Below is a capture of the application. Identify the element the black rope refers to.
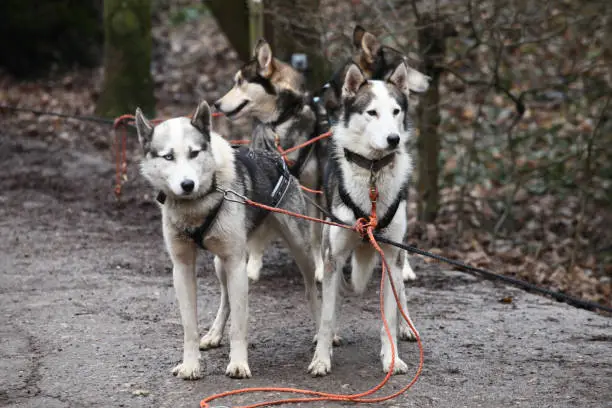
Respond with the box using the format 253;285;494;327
301;194;612;314
374;236;612;314
0;105;115;125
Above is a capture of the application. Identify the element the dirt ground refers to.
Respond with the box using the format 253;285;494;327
1;132;611;408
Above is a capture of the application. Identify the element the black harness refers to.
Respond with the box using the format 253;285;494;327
156;147;291;251
335;149;405;233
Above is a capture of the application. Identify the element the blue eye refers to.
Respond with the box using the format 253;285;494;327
162;153;174;161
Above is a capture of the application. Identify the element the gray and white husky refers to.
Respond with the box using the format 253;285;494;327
135;101;320;380
214;39;326;283
309;62;419;377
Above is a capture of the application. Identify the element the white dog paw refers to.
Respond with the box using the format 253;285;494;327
172;360;202;380
225;360;252;379
399;322;419;342
200;332;223;350
308;353;332;377
402;259;417;281
246;259;262;282
381;356;409;375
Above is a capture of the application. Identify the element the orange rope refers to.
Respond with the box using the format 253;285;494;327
299;185;323;194
199;190;424;408
278;131;332;156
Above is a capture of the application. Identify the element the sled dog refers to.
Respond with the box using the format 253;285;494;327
215;39;327;282
317;25;431;282
135;101;320;380
309;62;419;377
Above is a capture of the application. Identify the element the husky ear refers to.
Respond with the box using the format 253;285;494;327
387;62;411;95
191;100;212;141
353;25;367;48
254;38;273;78
135;107;154;151
360;32;381;64
342;63;366;98
405;63;431;93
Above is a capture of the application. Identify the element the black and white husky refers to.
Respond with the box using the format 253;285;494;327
214;39;326;283
318;25;431;282
135;101;320;380
309;62;419;376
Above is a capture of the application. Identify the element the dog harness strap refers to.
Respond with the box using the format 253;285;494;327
234;147;292;229
337;177;405;233
343;149;396;172
270;157;291;208
185;199;224;250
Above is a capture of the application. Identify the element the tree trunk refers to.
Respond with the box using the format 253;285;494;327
416;13;456;222
207;0;251;63
264;0;330;90
96;0;154;118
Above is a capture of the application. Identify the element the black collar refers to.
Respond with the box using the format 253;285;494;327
269;107;297;129
344;149;395;172
269;92;305;130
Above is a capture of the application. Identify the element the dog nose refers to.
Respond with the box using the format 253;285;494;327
181;180;195;193
387;134;400;148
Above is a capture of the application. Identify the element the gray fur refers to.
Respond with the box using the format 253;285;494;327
215;39;326;282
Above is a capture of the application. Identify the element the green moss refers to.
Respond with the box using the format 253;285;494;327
96;0;155;118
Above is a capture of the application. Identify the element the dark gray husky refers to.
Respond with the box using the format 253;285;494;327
215;39;327;282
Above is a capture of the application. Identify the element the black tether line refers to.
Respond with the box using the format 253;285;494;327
301;194;611;314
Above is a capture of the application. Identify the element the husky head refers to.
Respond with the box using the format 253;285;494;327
214;38;305;123
333;62;413;156
320;25;430;121
135;101;217;199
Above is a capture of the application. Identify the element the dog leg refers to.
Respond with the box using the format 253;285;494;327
167;238;201;380
309;226;354;376
222;252;251;378
246;226;275;282
278;218;321;334
401;255;417;281
200;256;229;349
309;198;325;283
398;277;419;342
380;246;409;375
